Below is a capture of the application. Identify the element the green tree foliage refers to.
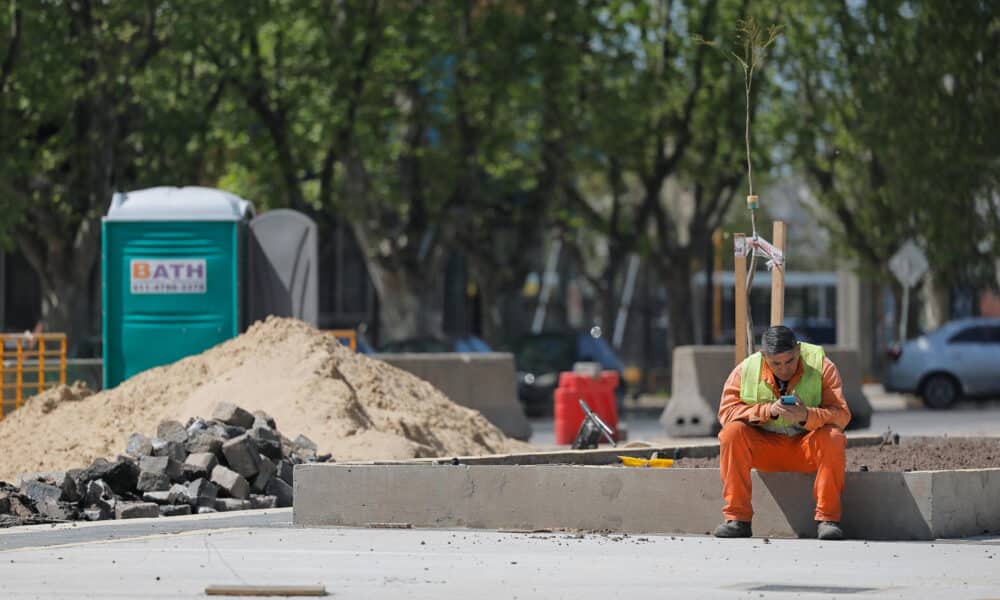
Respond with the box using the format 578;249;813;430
2;0;998;352
778;0;1000;294
557;0;766;347
0;1;220;346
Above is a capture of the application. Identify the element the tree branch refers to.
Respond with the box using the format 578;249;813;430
0;1;21;94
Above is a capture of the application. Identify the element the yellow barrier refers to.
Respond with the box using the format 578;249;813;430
325;330;357;352
0;333;67;420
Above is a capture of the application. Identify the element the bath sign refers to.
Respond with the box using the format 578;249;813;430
130;259;207;294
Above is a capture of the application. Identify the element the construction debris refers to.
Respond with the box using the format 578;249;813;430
0;317;528;483
0;402;328;526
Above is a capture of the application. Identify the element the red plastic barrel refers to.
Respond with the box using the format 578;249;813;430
595;370;620;433
553;371;620;445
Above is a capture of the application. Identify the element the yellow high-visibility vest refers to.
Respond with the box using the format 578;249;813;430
739;342;824;435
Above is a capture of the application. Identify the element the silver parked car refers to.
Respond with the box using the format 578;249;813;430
884;317;1000;409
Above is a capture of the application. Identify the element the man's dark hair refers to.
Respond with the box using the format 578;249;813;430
760;325;798;355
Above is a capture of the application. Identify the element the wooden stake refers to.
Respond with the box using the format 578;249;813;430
734;234;748;365
712;230;723;343
770;221;787;326
205;585;328;597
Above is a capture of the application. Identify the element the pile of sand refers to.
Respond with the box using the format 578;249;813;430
0;317;528;481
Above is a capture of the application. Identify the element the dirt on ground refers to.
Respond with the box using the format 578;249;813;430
673;437;1000;471
0;316;530;482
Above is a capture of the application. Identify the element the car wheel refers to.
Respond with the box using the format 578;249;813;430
921;374;960;410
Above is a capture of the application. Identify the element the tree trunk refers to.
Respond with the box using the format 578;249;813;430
662;252;695;350
365;262;445;341
16;221;101;356
347;214;447;343
921;272;949;332
38;272;93;355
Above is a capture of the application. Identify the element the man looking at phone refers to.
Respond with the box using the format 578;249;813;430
713;325;852;540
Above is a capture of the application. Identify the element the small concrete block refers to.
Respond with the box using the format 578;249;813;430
156;420;188;444
185;430;225;458
222;434;262;479
295;448;318;462
152;439;186;462
116;502;160;519
293;434;318;452
249;426;282;460
83;508;106;521
252;456;277;493
21;480;63;505
277;459;294;485
7;495;34;518
249;494;278;509
125;433;154;457
187;478;219;507
36;499;75;520
211;402;255;429
213;498;251;512
185;417;209;435
85;479;116;507
142;491;172;504
182;452;219;480
196;506;218;514
252;410;276;430
64;468;86;502
137;470;171;492
84;458;138;496
167;483;192;506
159;504;192;517
211;465;250;500
140;455;183;482
265;477;293;508
219;424;247;439
17;470;63;488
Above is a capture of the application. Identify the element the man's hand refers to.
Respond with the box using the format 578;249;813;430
770;397;808;424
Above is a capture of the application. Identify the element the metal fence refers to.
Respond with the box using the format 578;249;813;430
0;333;67;419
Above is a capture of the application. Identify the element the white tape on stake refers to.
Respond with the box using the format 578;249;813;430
734;235;747;256
736;237;785;269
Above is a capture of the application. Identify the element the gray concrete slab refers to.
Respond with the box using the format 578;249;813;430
377;352;532;440
661;346;872;437
0;523;998;599
294;464;1000;540
0;508;292;551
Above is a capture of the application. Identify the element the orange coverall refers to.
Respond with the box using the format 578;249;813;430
717;356;852;522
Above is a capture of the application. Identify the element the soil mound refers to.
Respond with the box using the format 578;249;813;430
0;317;527;481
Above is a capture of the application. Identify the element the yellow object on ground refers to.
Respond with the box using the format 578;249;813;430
618;456;674;468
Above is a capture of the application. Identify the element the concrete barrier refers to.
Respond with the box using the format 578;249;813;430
661;345;873;437
293;463;1000;540
376;352;531;440
360;433;882;466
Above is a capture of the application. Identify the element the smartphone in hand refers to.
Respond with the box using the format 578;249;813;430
780;395;797;406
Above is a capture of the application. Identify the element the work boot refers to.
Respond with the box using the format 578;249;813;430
713;520;752;538
817;521;845;540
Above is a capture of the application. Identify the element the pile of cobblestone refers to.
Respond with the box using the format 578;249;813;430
0;401;328;525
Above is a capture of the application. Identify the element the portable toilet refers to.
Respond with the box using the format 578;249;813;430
102;187;254;388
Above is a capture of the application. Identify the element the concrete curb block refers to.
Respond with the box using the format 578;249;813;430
377;352;531;440
293;463;1000;540
336;433;884;467
661;346;873;437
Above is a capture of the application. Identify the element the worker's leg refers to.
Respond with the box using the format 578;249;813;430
718;421;796;521
799;425;847;522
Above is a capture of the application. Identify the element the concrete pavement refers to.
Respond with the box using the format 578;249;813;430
0;511;998;599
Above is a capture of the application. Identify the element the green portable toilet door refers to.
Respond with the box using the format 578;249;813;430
103;222;241;387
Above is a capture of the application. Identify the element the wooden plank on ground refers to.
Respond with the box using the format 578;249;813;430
205;585;327;597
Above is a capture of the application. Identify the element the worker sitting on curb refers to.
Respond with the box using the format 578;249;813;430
713;325;851;541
